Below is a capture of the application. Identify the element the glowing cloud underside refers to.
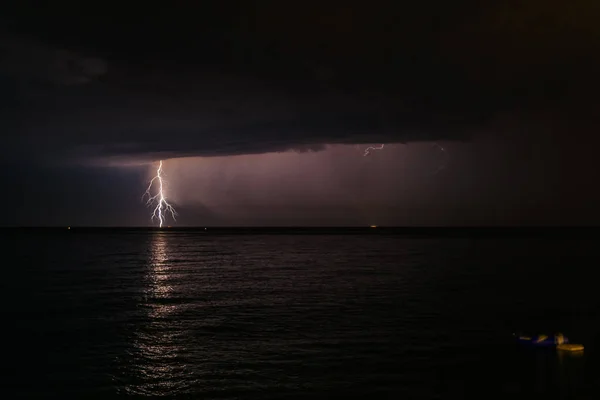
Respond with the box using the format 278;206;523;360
143;160;177;227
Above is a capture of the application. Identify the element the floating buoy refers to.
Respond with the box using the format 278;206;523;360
557;344;584;352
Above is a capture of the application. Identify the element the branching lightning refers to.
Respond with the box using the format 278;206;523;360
363;144;385;156
360;141;449;175
142;160;177;227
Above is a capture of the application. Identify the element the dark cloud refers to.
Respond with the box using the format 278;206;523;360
0;35;107;86
1;1;599;165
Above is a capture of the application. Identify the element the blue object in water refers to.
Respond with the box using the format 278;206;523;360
514;333;569;347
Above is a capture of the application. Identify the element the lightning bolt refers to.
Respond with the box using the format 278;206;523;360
142;160;177;227
363;144;385;156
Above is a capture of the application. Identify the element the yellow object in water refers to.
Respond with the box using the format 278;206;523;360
557;344;584;352
535;334;548;343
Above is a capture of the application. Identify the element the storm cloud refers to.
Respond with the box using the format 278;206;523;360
1;1;598;165
0;35;476;165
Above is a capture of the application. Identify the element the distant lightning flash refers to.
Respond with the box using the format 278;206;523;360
142;160;177;227
363;144;385;156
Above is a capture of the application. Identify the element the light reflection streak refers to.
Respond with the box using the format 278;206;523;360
122;232;192;396
148;232;173;303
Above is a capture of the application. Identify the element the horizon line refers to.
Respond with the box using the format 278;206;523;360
3;226;600;230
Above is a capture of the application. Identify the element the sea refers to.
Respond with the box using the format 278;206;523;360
3;228;599;399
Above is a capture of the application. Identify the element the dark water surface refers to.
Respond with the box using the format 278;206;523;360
3;230;599;398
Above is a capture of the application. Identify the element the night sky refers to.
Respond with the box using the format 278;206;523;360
1;1;599;226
